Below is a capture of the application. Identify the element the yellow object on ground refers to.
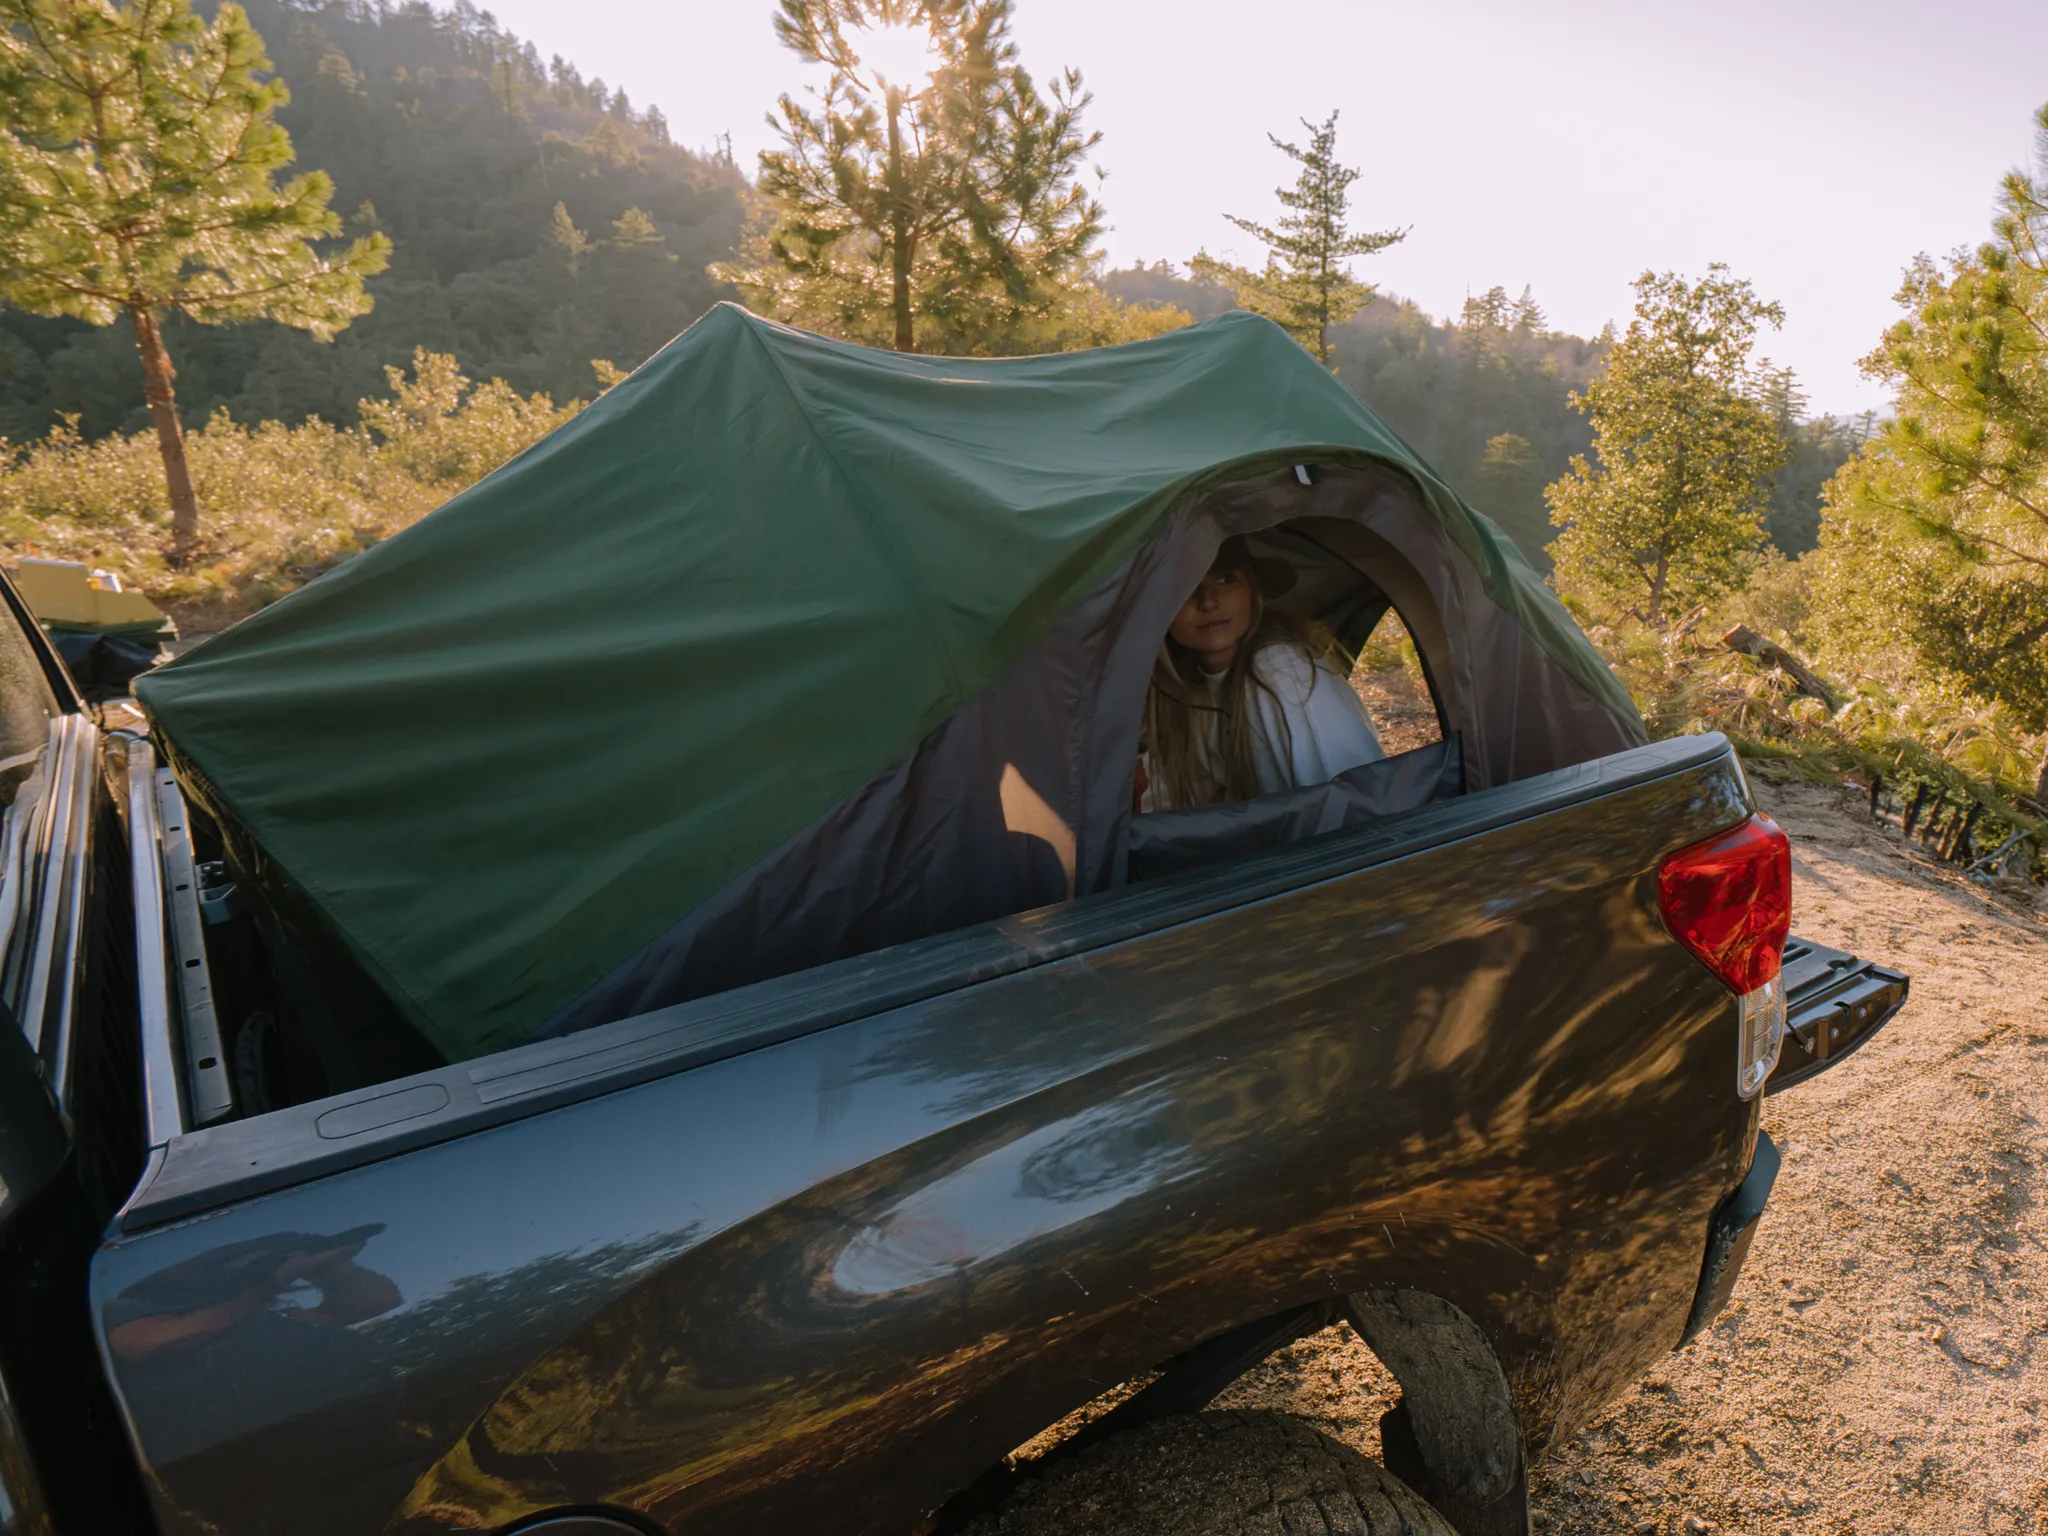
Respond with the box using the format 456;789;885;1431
12;558;174;639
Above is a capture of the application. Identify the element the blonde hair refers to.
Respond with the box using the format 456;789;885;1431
1142;582;1341;810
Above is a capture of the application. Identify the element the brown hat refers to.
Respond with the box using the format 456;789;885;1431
1210;535;1299;599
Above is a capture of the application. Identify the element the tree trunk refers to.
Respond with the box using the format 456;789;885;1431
1644;553;1669;627
128;304;199;558
886;87;914;353
2035;738;2048;807
1723;625;1838;710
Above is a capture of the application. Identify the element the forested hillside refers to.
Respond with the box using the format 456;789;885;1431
0;0;745;441
0;0;1852;571
1337;286;1604;563
2;0;2037;873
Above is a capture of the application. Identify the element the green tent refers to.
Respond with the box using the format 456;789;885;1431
140;304;1641;1071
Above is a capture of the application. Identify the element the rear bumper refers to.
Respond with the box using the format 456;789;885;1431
1767;939;1909;1095
1677;939;1906;1346
1679;1128;1780;1345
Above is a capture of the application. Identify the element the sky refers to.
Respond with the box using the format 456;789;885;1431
478;0;2048;416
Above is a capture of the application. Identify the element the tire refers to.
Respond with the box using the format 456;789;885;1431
960;1410;1459;1536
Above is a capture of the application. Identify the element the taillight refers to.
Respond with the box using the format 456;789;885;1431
1659;814;1793;1099
1658;815;1791;992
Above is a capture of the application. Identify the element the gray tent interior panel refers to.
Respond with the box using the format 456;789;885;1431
1125;734;1464;883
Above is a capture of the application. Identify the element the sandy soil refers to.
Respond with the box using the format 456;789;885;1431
1351;663;1443;757
1204;772;2048;1534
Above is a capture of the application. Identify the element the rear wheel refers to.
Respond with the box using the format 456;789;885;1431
961;1410;1457;1536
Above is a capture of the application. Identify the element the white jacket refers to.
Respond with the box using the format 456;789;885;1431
1141;644;1385;812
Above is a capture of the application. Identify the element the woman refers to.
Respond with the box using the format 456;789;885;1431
1138;536;1384;813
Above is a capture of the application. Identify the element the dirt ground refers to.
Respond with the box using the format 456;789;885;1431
1350;661;1443;757
1203;772;2048;1535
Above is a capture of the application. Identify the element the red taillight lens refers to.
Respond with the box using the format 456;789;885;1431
1657;814;1791;994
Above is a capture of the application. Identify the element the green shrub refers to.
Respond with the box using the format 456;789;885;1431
0;350;585;632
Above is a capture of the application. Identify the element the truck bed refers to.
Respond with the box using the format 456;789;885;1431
88;730;1769;1536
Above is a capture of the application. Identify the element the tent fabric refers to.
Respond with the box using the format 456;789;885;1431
544;463;1645;1040
138;304;1643;1066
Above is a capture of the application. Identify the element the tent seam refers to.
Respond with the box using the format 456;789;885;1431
739;319;973;704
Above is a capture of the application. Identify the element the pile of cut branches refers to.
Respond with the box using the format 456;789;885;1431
1590;610;2044;883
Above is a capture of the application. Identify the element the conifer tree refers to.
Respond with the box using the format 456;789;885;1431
549;202;594;276
1545;266;1790;625
715;0;1108;354
1822;102;2048;797
1473;432;1542;520
0;0;390;555
1191;112;1405;366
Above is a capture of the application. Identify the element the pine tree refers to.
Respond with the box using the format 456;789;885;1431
0;0;390;555
1544;266;1790;625
1190;112;1405;366
609;208;664;248
1822;102;2048;798
1758;366;1857;557
1473;432;1544;545
549;202;594;276
714;0;1109;354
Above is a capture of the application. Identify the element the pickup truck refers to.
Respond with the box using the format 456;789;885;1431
0;311;1910;1536
0;579;1909;1536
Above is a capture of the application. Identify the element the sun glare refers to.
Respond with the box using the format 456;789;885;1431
855;23;936;88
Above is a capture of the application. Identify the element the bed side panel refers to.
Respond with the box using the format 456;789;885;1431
90;751;1752;1536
